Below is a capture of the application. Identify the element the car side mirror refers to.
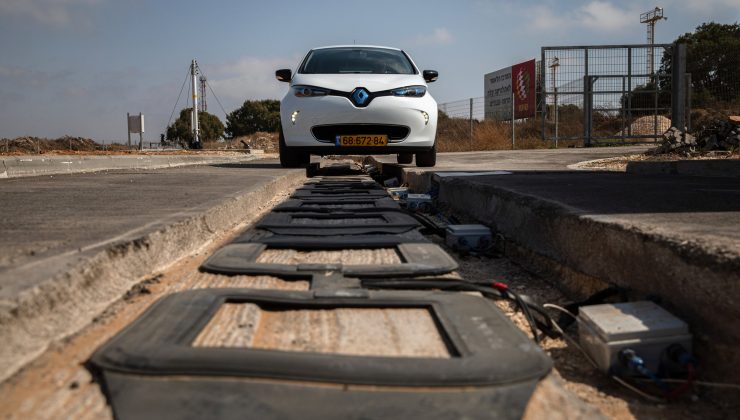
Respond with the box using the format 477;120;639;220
423;70;438;83
275;69;292;82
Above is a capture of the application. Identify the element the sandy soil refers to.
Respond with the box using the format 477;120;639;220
578;151;739;172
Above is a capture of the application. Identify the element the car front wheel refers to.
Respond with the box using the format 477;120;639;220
396;153;413;164
415;144;436;167
279;130;310;168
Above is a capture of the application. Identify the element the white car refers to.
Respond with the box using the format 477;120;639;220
275;45;438;168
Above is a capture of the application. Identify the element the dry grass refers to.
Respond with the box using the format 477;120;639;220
436;117;579;152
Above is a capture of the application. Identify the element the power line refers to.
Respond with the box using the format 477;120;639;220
166;67;192;129
193;63;230;119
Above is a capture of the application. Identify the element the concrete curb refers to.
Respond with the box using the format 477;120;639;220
0;154;262;179
626;159;740;177
0;170;306;383
374;157;740;381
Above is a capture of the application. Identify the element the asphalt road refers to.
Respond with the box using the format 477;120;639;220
373;146;651;171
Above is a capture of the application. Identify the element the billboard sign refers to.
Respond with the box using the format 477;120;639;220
128;114;145;134
483;58;536;120
484;67;512;120
512;59;536;119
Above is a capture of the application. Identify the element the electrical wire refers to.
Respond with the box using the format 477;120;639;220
635;377;740;391
166;67;192;130
361;278;557;343
194;63;230;119
611;375;667;403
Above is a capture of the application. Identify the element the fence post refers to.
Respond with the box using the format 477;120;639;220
671;43;687;134
469;97;474;146
583;76;591;147
541;47;546;140
554;87;559;148
127;112;132;149
511;92;516;150
686;73;692;132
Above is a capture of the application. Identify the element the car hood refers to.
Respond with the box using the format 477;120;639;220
290;73;426;93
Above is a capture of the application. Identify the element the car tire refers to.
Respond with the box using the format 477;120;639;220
396;153;413;164
415;143;436;167
279;129;309;168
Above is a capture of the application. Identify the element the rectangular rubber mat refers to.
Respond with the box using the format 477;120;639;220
253;211;419;236
200;242;458;278
89;289;551;420
273;197;401;213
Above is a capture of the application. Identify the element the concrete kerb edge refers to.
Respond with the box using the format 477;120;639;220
0;169;306;384
0;154;259;178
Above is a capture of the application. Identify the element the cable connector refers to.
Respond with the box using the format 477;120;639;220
665;343;696;367
491;281;508;292
618;348;669;392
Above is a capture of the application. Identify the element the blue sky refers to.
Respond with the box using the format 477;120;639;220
1;0;738;142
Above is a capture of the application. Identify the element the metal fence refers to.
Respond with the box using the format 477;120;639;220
438;97;485;120
541;44;675;146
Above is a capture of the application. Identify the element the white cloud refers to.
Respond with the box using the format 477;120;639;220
0;65;70;88
407;27;454;46
672;0;740;12
0;0;101;26
528;1;635;32
579;1;633;30
204;56;298;108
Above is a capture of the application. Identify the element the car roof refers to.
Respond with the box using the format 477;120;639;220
311;45;403;51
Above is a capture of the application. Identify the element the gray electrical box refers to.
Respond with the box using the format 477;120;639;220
578;301;691;373
445;224;492;251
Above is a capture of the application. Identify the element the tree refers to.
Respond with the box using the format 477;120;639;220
660;22;740;107
225;99;281;137
166;108;224;148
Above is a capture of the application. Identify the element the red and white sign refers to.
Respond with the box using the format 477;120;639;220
484;59;536;120
511;59;536;119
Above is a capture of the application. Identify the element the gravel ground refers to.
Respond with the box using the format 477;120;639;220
578;151;739;172
428;232;739;419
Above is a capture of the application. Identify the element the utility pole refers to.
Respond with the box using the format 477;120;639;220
191;59;200;148
640;7;667;75
469;97;474;146
199;76;207;113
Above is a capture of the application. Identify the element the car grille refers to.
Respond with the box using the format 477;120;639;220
311;124;410;143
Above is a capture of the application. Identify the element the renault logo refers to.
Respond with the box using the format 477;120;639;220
351;88;370;106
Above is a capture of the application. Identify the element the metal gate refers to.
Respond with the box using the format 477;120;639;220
541;44;678;146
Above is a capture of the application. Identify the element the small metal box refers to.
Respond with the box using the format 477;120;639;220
387;187;409;200
578;301;692;373
405;193;432;212
445;224;492;252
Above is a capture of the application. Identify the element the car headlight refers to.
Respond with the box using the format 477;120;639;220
390;85;426;97
293;85;328;97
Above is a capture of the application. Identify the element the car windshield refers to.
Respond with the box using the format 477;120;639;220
299;47;416;74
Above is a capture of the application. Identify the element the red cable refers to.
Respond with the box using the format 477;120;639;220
491;281;508;292
667;363;695;399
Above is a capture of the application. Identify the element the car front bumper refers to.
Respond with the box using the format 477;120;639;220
280;94;438;151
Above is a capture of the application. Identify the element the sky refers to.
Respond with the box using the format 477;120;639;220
0;0;738;142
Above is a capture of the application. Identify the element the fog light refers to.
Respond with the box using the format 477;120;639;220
421;111;429;125
291;110;300;125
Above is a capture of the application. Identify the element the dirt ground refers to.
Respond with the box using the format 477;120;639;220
577;151;739;171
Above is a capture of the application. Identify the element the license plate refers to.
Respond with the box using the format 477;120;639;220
338;135;388;146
